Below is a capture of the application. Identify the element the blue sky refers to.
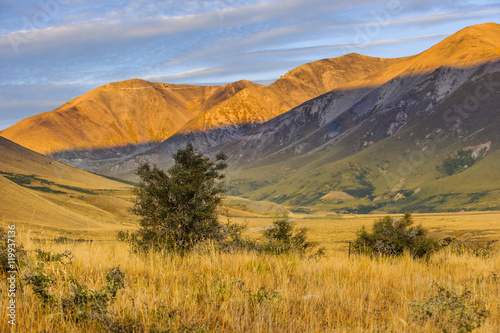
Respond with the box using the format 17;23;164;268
0;0;499;130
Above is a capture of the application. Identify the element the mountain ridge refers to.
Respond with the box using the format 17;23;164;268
0;79;261;154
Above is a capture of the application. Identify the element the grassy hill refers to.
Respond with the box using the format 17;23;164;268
0;137;138;238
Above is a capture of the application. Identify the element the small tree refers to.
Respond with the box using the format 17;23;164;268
261;216;323;256
119;144;228;253
352;212;438;258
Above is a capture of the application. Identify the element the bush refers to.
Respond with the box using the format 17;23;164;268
62;266;125;321
25;257;126;325
352;212;438;258
442;237;498;258
119;144;228;253
409;284;489;332
437;149;485;176
261;216;324;256
0;226;26;274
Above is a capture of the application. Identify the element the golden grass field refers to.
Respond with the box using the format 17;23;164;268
1;211;499;332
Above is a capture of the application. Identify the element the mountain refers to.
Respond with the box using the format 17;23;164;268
2;22;499;214
220;23;500;166
217;23;500;212
94;54;403;177
0;79;260;155
1;54;400;174
0;137;136;236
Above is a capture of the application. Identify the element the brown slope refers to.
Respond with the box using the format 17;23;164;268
0;136;127;189
0;79;260;154
178;53;404;133
0;175;107;231
0;136;138;235
344;22;500;89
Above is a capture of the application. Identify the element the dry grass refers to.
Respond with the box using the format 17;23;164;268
2;212;500;332
238;211;500;254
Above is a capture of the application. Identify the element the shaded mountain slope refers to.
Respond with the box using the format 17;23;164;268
225;60;500;213
219;23;500;169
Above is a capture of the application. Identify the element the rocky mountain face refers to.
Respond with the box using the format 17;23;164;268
223;60;500;212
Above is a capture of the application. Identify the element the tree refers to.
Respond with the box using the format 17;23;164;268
119;144;228;253
352;212;438;258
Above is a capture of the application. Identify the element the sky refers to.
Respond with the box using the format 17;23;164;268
0;0;499;130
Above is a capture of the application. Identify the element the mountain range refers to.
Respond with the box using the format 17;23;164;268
1;22;500;214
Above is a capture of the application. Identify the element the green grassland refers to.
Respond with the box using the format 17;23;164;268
226;105;500;214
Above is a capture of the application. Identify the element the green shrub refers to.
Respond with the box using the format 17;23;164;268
437;148;486;176
0;227;26;274
35;249;73;264
24;255;126;326
119;144;228;254
261;216;324;256
25;268;56;305
409;284;489;332
352;212;439;258
442;237;498;258
62;266;125;321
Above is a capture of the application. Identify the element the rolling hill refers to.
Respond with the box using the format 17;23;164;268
0;137;137;237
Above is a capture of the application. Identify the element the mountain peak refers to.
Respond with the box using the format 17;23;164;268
417;22;500;68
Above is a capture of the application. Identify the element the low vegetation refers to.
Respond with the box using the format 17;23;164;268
260;217;324;256
410;284;490;333
437;149;485;176
352;212;439;258
2;227;498;332
2;144;499;331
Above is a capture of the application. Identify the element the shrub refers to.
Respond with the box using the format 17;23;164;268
119;144;228;253
0;226;26;274
62;266;125;321
35;248;73;264
261;216;324;256
25;268;56;305
352;212;438;258
25;258;126;324
437;148;486;176
409;284;489;332
442;237;498;258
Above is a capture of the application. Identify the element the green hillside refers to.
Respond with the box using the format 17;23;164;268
226;68;500;213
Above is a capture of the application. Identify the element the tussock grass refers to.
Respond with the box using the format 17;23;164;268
2;228;499;332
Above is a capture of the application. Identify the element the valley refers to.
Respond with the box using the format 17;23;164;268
1;1;499;330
